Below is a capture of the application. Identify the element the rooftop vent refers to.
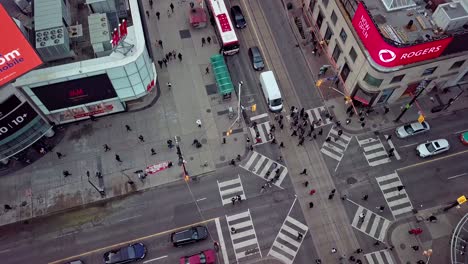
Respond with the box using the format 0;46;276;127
381;0;417;11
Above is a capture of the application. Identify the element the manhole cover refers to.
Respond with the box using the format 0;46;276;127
233;137;237;142
201;138;208;144
220;155;226;161
346;177;357;185
190;156;194;161
179;29;191;39
206;109;211;113
372;124;378;129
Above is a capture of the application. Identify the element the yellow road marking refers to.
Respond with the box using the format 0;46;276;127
397;149;468;171
49;217;217;264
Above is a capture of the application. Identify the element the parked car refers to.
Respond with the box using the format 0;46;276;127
460;131;468;145
248;47;265;71
103;243;147;264
180;249;216;264
171;226;208;247
395;121;430;138
231;5;246;28
416;139;449;158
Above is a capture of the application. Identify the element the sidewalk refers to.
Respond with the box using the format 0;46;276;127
0;0;246;227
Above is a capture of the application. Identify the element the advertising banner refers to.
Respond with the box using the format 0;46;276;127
145;162;170;174
352;2;453;68
0;101;38;141
33;74;117;111
0;4;43;87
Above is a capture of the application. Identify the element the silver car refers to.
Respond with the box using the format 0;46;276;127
416;139;449;158
395;121;430;138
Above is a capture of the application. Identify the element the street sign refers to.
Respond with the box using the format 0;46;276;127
457;195;467;205
418;114;425;123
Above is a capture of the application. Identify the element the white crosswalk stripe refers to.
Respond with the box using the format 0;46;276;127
357;136;391;166
226;210;261;262
248;122;272;146
217;175;246;206
239;151;288;188
268;216;308;264
305;106;333;128
351;206;391;242
364;249;395;264
320;127;352;162
376;172;414;218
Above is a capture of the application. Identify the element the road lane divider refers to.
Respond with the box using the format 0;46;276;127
144;255;168;263
49;217;217;264
215;217;230;264
397;149;468;171
448;173;468;180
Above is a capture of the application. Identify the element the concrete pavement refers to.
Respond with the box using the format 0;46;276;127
0;0;247;227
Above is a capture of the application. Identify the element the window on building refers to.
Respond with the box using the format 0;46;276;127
339;28;347;43
340;63;350;82
340;0;359;17
324;26;333;42
449;60;465;70
331;11;337;25
349;47;357;62
332;43;342;62
322;0;329;8
363;73;383;87
317;11;324;29
422;67;437;76
390;74;405;84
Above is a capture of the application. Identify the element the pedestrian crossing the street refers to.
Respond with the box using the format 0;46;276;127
351;206;391;242
305;106;333;128
268;216;309;264
239;151;288;188
357;136;391;167
376;172;414;219
226;210;262;262
320;127;352;162
249;113;272;146
364;249;395;264
217;175;246;206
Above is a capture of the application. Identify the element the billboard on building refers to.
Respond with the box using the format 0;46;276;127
0;4;43;87
352;2;453;68
0;95;39;141
33;74;118;111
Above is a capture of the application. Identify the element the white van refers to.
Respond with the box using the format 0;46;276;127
259;71;283;112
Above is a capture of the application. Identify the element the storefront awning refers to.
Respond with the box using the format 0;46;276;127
354;89;372;105
210;54;234;95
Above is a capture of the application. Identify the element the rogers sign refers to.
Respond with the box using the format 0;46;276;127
0;4;42;87
352;2;453;68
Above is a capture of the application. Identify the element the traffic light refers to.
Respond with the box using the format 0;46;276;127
251;104;257;112
316;79;323;87
184;175;190;182
344;96;352;104
226;129;233;136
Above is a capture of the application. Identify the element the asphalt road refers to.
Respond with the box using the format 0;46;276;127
0;165;313;264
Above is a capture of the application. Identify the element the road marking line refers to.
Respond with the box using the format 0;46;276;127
215;217;230;264
196;197;207;202
448;173;468;180
144;256;168;263
250;113;268;121
453;129;468;135
49;217;217;264
0;249;11;254
117;214;142;222
400;142;419;148
397;149;468;171
387;139;401;160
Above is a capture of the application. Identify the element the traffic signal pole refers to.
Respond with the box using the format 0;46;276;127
394;79;430;122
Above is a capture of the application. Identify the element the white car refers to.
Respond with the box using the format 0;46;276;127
395;121;430;138
416;139;449;158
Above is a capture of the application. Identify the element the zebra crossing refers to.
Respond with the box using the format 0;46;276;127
351;206;391;242
239;151;288;188
357;136;391;167
226;210;262;262
320;127;352;162
268;216;308;264
249;113;272;146
217;175;246;206
364;249;395;264
305;106;333;128
376;172;414;219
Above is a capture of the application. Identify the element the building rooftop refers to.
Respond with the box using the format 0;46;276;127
361;0;468;45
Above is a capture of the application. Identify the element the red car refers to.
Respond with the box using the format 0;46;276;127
180;249;216;264
460;131;468;145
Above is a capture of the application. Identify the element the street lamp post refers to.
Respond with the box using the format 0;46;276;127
226;82;243;135
443;85;464;111
423;248;433;263
394;79;430;122
87;173;105;196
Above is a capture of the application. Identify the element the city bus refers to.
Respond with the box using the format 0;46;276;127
205;0;240;55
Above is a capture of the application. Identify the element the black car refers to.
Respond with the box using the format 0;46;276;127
231;5;246;29
103;243;147;264
248;46;265;71
171;226;209;247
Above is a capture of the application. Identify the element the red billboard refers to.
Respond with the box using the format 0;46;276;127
352;2;453;68
0;4;42;87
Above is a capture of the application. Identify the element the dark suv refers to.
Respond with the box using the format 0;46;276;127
248;47;264;71
171;226;208;247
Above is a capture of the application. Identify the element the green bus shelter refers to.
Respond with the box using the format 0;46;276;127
210;54;234;99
